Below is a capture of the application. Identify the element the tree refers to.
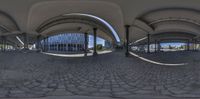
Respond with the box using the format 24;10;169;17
97;44;103;51
169;45;173;49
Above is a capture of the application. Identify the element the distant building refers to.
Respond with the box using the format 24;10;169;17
104;40;111;49
41;33;86;52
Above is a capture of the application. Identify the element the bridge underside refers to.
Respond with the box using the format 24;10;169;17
0;0;200;99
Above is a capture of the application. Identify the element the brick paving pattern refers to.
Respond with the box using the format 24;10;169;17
0;51;199;98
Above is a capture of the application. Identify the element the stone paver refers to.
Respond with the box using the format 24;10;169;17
0;51;199;98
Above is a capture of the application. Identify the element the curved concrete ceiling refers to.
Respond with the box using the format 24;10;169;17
36;14;116;42
131;8;200;43
0;11;19;34
40;23;114;43
27;0;123;43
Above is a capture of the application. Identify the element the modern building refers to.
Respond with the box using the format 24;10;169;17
104;40;112;49
41;33;85;52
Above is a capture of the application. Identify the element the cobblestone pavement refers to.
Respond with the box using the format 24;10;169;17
0;51;200;99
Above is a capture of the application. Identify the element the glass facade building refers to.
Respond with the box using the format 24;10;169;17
41;33;85;52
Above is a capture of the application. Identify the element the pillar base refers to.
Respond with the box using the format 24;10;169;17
93;52;98;56
84;52;87;57
125;52;129;57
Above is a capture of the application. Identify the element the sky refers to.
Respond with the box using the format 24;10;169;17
161;43;185;47
88;35;105;48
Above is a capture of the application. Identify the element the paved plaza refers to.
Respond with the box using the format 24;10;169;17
0;51;199;99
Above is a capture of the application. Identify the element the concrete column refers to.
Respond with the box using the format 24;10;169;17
193;39;197;51
49;41;51;51
43;38;46;52
147;34;150;53
23;33;28;50
125;25;130;57
155;40;157;53
187;40;190;51
0;36;3;52
46;37;49;52
62;43;64;52
76;44;78;52
1;36;6;52
192;39;194;51
194;39;197;51
36;35;41;50
93;28;98;56
84;33;88;56
158;41;161;52
3;38;5;52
